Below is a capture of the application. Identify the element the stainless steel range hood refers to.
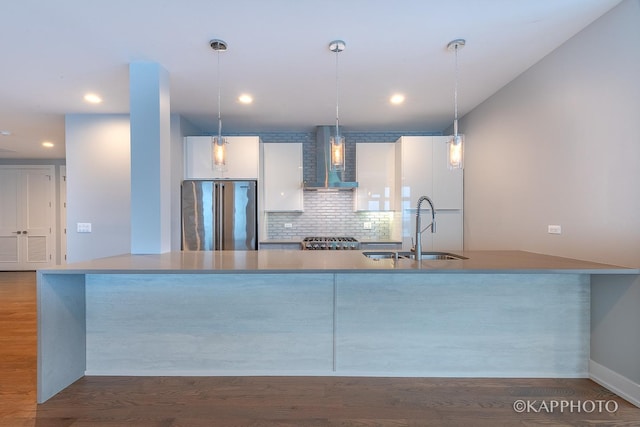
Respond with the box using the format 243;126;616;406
303;126;358;191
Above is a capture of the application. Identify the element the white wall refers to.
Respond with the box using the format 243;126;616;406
462;0;640;269
460;0;640;401
65;114;196;260
65;115;131;263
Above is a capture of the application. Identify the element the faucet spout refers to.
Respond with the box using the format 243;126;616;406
413;196;436;261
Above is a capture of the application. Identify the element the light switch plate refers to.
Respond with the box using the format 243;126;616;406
363;222;372;230
548;225;562;234
77;222;92;233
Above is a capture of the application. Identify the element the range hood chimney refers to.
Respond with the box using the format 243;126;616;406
303;126;358;191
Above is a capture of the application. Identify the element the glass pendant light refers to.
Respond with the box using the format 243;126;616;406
210;39;228;171
447;39;465;170
329;40;346;172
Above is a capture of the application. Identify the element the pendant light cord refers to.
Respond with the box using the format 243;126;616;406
453;43;459;137
217;48;222;140
335;48;340;139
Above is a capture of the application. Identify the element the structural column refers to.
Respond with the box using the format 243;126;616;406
129;62;171;253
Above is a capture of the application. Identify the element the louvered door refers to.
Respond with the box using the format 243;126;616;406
0;166;54;270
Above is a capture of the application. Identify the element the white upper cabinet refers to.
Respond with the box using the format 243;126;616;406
184;136;260;179
355;142;395;211
262;143;303;212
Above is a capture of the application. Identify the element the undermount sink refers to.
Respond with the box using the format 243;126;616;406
362;251;467;261
362;251;399;260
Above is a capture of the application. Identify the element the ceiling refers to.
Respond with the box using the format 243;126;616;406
0;0;623;159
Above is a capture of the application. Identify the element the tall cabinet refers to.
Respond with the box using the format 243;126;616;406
395;136;463;251
0;165;55;270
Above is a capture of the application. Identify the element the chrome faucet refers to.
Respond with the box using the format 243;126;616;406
413;196;436;261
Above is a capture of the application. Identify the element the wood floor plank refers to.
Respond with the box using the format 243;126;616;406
1;271;639;426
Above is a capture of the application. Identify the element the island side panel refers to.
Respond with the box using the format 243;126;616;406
85;273;335;375
335;273;590;377
37;273;86;403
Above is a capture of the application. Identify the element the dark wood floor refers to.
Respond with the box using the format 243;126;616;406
1;272;639;426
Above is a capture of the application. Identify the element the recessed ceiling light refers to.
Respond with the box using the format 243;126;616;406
390;94;405;105
0;130;11;136
238;94;253;104
84;93;103;104
42;141;54;148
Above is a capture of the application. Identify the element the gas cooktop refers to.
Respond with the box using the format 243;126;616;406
301;236;360;250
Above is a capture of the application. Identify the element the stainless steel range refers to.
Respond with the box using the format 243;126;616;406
301;236;360;250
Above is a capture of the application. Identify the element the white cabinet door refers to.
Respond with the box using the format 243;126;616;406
396;137;433;211
222;136;260;179
185;136;260;179
355;143;395;211
404;209;463;252
432;135;463;209
262;143;303;211
432;210;463;251
0;166;54;270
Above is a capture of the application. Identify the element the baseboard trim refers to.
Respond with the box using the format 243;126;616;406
84;369;588;378
589;359;640;408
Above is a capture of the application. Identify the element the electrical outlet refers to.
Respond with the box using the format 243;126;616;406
284;223;293;228
363;222;372;230
548;225;562;235
77;222;92;233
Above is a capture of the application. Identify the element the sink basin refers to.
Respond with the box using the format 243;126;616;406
396;251;468;260
361;251;398;260
362;251;467;261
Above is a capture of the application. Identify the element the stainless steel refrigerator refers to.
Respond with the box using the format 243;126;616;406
181;180;257;251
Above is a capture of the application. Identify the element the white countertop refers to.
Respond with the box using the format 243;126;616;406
38;250;639;275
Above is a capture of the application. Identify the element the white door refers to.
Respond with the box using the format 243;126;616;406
59;166;67;264
0;168;21;265
0;166;54;270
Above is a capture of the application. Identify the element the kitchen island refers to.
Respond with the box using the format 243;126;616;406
37;250;639;403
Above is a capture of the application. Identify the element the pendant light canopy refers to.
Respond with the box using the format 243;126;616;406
447;39;465;170
329;39;346;172
210;39;228;171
